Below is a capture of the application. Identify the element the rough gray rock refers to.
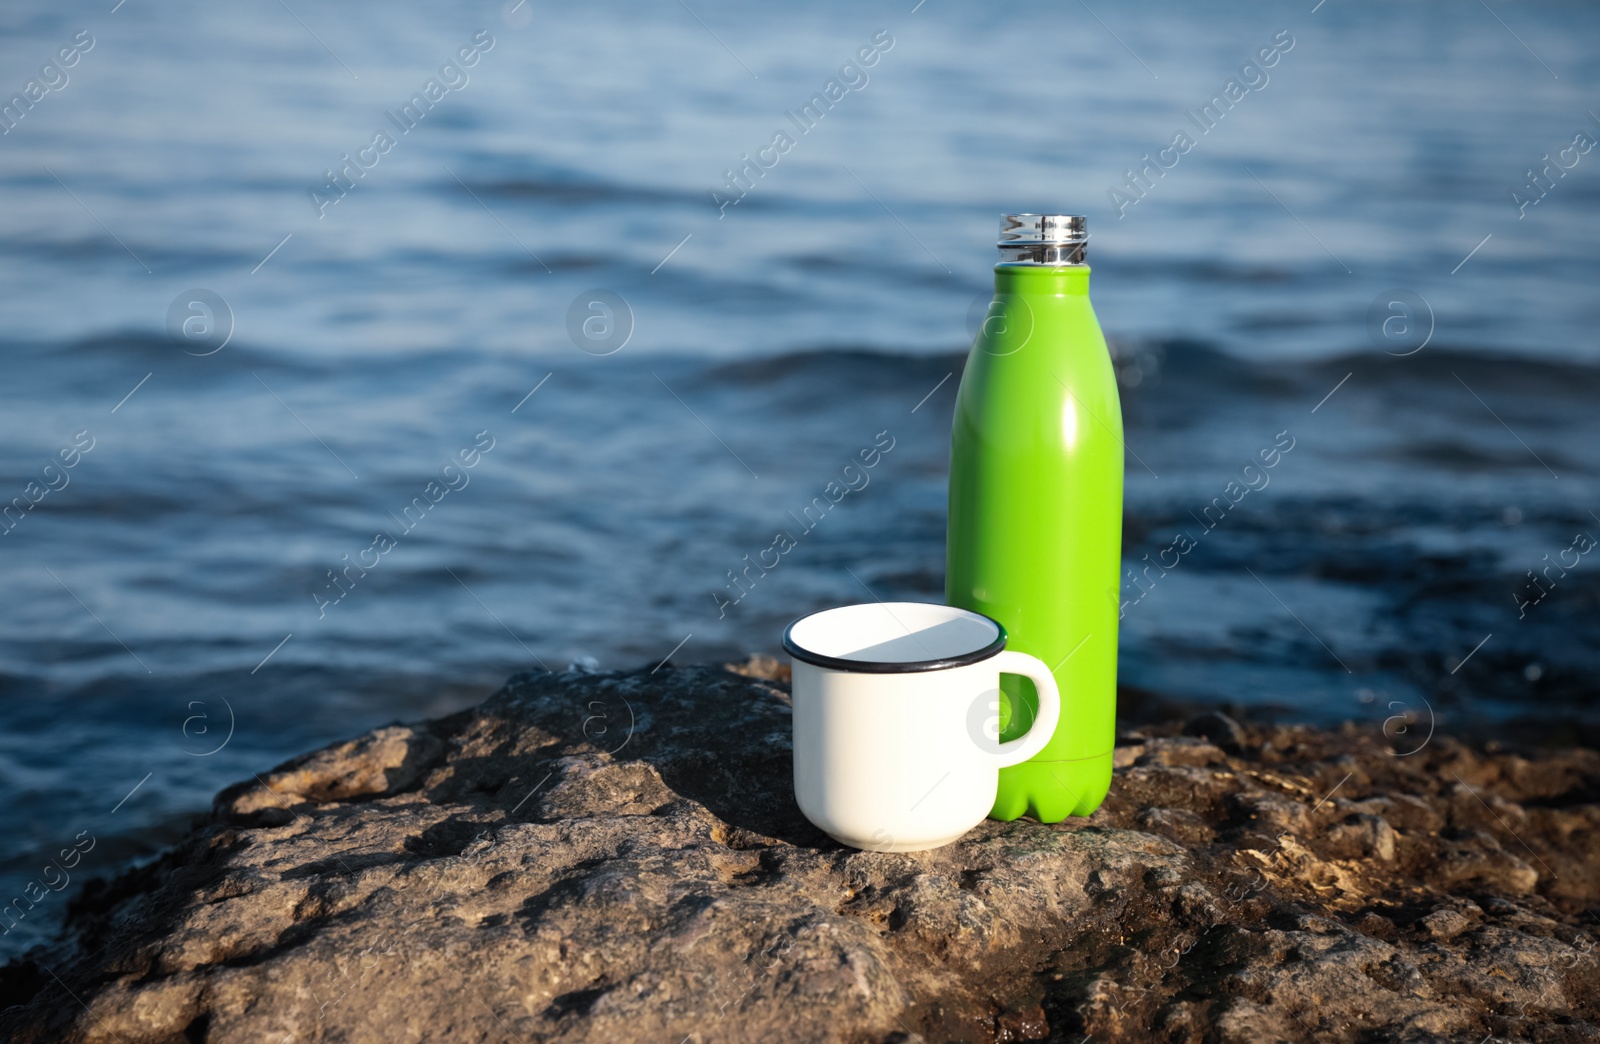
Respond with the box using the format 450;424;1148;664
3;659;1599;1042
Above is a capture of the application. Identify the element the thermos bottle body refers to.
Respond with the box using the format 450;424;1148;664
947;214;1124;821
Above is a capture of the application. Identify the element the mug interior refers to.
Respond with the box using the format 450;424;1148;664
784;602;1005;673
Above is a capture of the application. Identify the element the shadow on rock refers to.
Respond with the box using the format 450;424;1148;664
487;660;831;848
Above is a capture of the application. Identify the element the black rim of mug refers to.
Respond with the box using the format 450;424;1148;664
781;605;1008;674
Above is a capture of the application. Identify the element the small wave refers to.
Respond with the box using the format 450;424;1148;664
1122;338;1600;401
704;345;965;387
447;174;695;208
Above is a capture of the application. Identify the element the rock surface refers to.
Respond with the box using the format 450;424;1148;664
3;659;1599;1043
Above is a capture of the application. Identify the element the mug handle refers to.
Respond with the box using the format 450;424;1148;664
989;650;1062;769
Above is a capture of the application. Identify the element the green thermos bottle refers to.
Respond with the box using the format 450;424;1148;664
947;214;1124;821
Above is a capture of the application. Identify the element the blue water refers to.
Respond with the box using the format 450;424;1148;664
1;0;1598;959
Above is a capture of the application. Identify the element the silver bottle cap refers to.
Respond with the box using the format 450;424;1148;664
998;213;1087;265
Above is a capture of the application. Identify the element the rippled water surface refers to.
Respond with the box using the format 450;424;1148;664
1;0;1597;958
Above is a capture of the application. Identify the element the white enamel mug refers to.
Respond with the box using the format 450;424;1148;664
783;602;1061;852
